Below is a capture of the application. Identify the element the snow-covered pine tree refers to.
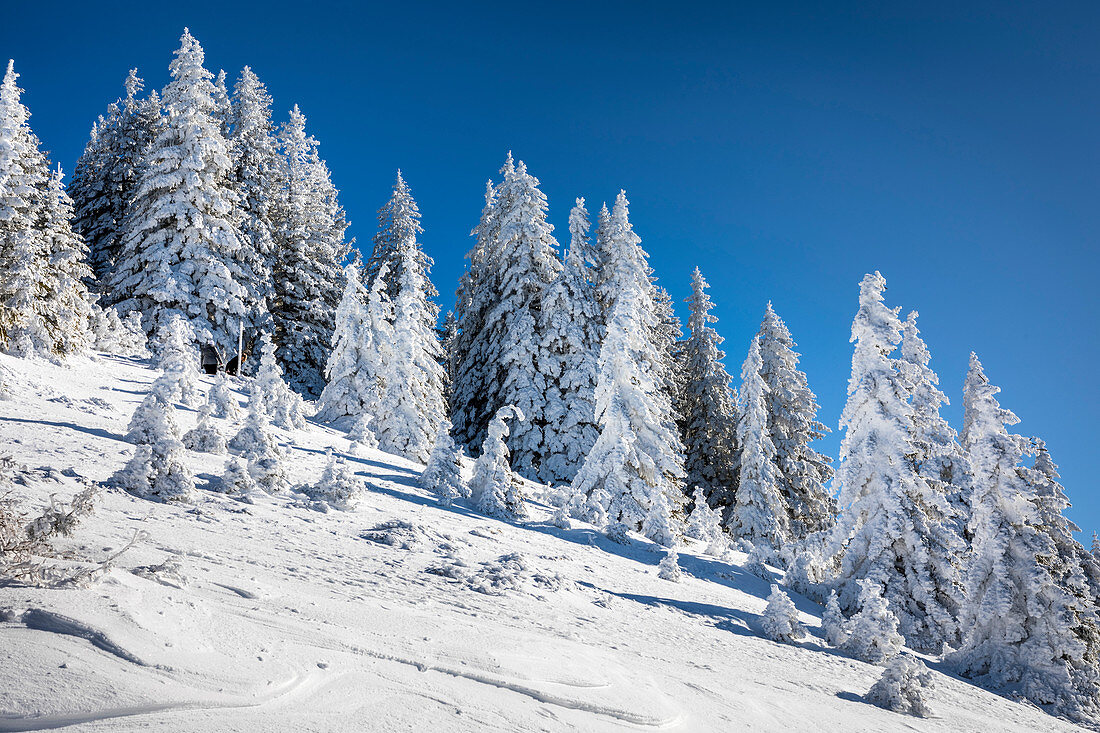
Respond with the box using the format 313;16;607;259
469;405;527;520
899;311;971;538
304;449;363;510
843;579;905;665
830;273;964;654
70;69;160;290
953;353;1100;721
478;157;562;479
375;243;446;463
226;66;283;340
762;584;806;643
252;335;307;430
822;589;849;647
363;171;438;330
347;413;378;455
270;104;349;396
183;403;227;454
538;197;600;484
0;60;50;355
108;30;251;354
685;485;727;555
658;549;682;581
211;70;231;137
677;267;739;518
113;377;194;502
229;379;287;494
450;179;501;453
569;191;686;548
650;284;684;418
732;336;789;556
38;165;94;356
89;306;147;357
866;656;934;718
154;314;201;407
315;264;371;422
420;417;466;505
219;456;255;494
208;370;242;420
591;201;614;333
757;302;834;539
360;262;394;418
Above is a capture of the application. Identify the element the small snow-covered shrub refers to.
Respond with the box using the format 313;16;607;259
153;315;201;407
469;406;526;520
605;521;631;545
254;336;307;429
843;580;904;665
218;457;255;494
420;418;465;505
229;384;281;460
114;385;194;502
207;371;242;420
549;505;571;529
744;544;773;581
658;549;682;582
303;449;363;509
822;589;849;647
762;584;806;643
866;656;934;717
183;404;227;454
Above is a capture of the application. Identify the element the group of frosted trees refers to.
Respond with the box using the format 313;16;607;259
5;29;1100;726
67;30;348;395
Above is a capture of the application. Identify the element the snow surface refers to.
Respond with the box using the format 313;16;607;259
0;352;1082;731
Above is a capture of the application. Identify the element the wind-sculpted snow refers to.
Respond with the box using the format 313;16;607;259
0;352;1087;732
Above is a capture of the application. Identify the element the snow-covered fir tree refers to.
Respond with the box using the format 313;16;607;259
252;335;307;430
219;456;255;494
843;579;904;665
226;66;284;339
450;179;501;453
658;549;682;582
953;353;1100;722
363;171;438;331
70;69;160;289
346;413;378;455
0;60;51;355
108;30;252;354
677;267;739;519
569;191;685;548
113;374;194;502
591;201;615;333
866;656;934;718
684;485;727;555
375;245;446;463
899;311;971;538
537;197;600;484
650;284;683;418
822;590;849;647
208;371;242;420
469;405;527;520
315;264;371;422
762;584;806;643
420;418;466;506
271;104;349;396
89;305;147;357
830;272;964;654
757;302;834;539
731;337;789;556
183;403;227;454
153;315;201;407
38;165;94;357
304;449;363;510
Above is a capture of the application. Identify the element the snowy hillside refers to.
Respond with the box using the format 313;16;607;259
0;353;1080;732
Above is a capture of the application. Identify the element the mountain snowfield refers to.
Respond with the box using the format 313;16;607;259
0;352;1078;732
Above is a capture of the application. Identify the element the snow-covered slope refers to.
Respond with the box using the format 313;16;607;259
0;353;1081;731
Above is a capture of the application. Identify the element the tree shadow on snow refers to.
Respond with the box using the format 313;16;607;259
1;416;127;444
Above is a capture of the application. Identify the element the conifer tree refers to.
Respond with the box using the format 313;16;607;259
570;192;685;548
108;30;251;354
831;273;963;654
763;584;806;643
113;372;195;502
469;405;527;520
70;69;160;289
315;264;371;422
38;166;94;356
271;104;349;396
376;245;446;463
363;171;438;330
899;311;971;537
227;66;283;337
954;353;1100;721
677;267;739;515
538;198;600;483
732;337;789;556
252;335;307;430
0;60;50;355
420;417;466;506
843;579;905;665
757;302;834;538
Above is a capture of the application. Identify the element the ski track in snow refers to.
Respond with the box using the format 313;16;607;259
0;352;1088;732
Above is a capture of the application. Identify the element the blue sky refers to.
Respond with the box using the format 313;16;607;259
4;2;1098;534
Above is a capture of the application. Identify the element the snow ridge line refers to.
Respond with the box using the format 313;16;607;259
345;644;682;728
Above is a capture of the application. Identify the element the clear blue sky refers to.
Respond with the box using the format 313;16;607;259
4;2;1098;534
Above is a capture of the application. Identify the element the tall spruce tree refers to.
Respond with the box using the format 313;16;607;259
953;354;1100;722
38;165;94;356
732;336;788;555
830;272;963;654
538;197;600;484
315;264;371;423
677;267;738;516
70;69;160;291
108;29;251;354
569;191;685;547
757;302;835;539
271;104;349;395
